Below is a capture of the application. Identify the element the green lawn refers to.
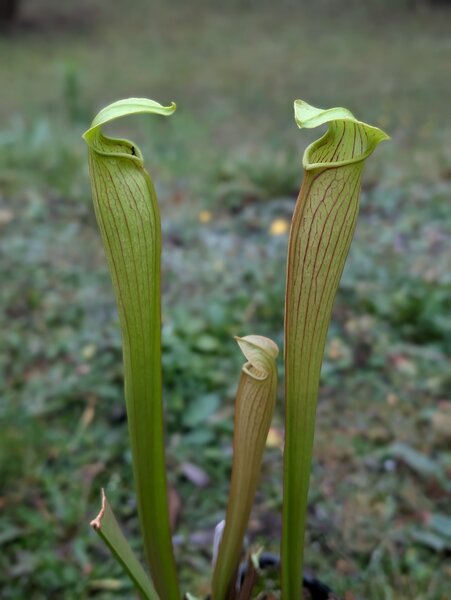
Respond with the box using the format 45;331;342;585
1;1;450;598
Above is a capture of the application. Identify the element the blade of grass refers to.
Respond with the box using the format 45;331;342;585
83;98;180;600
211;335;278;600
90;490;160;600
282;100;388;600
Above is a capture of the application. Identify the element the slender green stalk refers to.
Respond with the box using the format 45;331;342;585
83;98;180;600
211;336;278;600
91;490;161;600
282;100;388;600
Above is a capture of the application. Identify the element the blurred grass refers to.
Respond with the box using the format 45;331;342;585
1;1;450;599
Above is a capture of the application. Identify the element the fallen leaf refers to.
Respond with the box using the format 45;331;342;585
266;426;283;449
180;462;210;488
169;486;181;529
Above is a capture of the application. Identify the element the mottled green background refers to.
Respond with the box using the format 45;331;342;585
1;1;450;598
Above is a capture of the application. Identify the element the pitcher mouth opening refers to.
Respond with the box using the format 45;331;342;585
294;100;389;171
